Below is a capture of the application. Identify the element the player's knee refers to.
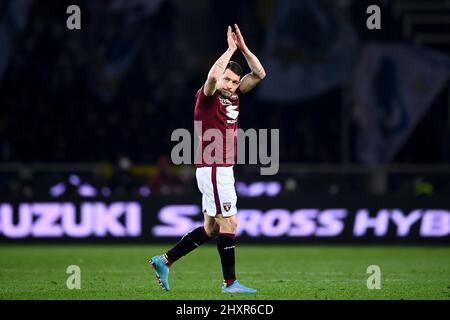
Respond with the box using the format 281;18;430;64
210;223;220;238
204;221;219;238
219;217;237;234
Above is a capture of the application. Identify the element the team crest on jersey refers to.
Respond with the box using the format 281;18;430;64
223;202;232;212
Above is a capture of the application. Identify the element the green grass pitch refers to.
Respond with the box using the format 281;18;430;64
0;245;449;300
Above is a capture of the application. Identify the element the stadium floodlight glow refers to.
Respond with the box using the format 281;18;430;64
235;182;247;196
78;184;97;197
139;186;151;197
247;182;266;197
101;187;112;197
265;182;282;197
235;181;282;197
50;183;66;197
69;174;81;186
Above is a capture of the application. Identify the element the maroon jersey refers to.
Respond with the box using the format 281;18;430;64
194;86;240;167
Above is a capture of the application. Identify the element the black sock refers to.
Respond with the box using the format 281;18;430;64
217;233;236;286
165;227;211;265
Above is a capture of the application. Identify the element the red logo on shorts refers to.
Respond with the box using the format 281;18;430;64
223;202;232;212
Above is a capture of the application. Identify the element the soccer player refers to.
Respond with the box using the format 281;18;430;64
150;24;266;293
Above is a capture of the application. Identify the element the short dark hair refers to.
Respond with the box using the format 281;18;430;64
226;61;243;78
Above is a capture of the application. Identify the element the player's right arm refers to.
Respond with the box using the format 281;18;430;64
203;26;237;97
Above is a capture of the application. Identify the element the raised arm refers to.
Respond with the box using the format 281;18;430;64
204;26;238;97
234;24;266;94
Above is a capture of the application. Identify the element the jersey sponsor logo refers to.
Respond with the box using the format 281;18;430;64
226;105;239;120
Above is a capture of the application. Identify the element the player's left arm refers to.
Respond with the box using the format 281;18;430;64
234;24;266;94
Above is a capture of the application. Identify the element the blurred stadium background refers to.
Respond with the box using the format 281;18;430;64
0;0;449;299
